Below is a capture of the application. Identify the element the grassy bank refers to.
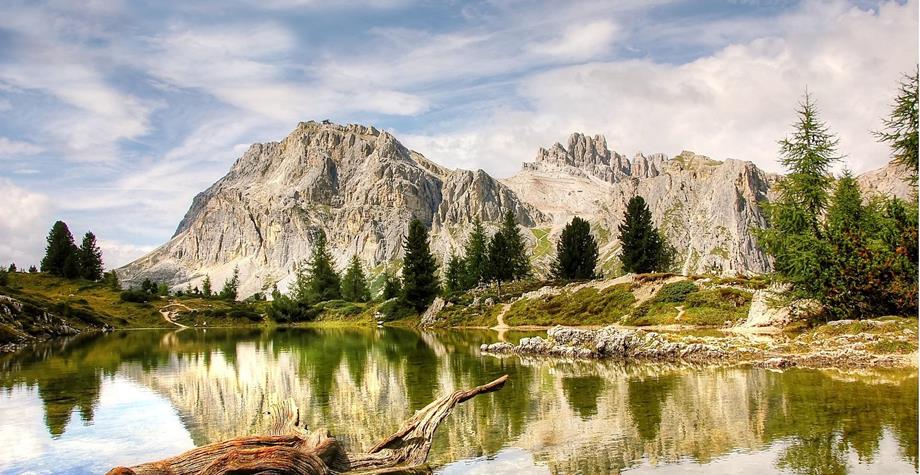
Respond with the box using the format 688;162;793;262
0;272;266;345
436;275;758;329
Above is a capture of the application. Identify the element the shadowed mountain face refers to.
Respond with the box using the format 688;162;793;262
0;329;916;474
117;121;911;296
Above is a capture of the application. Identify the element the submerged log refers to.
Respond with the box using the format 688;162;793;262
107;375;509;475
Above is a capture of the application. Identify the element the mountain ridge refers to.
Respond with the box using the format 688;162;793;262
118;121;911;298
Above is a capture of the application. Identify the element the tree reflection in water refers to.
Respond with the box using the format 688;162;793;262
0;328;916;474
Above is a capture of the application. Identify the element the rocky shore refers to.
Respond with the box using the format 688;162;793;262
480;320;917;369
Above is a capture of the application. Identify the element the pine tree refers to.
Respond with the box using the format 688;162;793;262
485;210;531;290
443;250;465;296
759;91;840;292
28;265;37;273
7;263;16;273
777;90;841;231
401;218;439;311
462;218;489;289
202;275;212;298
875;68;919;187
219;266;240;300
78;232;104;281
825;171;863;236
501;210;530;280
341;255;370;302
617;197;663;274
552;216;598;280
382;271;402;300
105;271;121;291
41;221;78;276
62;253;81;279
303;231;341;303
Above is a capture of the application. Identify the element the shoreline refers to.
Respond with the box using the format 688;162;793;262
479;323;919;370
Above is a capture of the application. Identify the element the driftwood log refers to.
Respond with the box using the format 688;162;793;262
108;375;509;475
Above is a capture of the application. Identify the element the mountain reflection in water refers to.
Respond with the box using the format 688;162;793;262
0;328;916;474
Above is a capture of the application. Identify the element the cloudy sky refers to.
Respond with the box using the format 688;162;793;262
0;0;916;269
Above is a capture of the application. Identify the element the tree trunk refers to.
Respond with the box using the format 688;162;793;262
107;375;509;475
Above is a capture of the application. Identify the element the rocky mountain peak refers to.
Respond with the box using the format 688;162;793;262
527;132;632;183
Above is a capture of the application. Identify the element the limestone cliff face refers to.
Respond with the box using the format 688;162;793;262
505;138;773;275
856;160;915;201
119;124;912;297
118;121;543;296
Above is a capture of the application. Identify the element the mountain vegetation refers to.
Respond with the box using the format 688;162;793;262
552;216;599;280
617;197;672;274
759;88;918;320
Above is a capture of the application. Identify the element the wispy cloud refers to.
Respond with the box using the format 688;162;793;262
0;0;915;267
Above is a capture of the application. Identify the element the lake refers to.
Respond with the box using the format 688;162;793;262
0;327;916;474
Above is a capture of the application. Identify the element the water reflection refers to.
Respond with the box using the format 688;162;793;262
0;328;916;474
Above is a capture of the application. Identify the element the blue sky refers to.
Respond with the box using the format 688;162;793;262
0;0;916;268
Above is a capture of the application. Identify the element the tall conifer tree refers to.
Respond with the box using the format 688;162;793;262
341;255;371;302
617;197;663;274
462;218;489;289
443;250;465;296
79;232;104;281
875;69;919;187
41;221;78;276
552;216;598;280
759;91;840;292
303;231;341;303
401;218;439;311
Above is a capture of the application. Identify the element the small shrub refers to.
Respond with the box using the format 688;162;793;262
120;289;151;303
653;281;698;303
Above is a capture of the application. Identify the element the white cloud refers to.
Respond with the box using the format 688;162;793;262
528;20;618;60
97;239;155;269
0;3;154;162
0;178;53;267
405;0;918;176
139;23;427;121
0;137;43;157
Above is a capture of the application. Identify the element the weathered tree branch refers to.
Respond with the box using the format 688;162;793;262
107;375;509;475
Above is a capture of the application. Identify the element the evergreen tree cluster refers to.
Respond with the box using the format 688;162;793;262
441;210;531;297
269;230;375;321
759;87;919;320
39;221;105;281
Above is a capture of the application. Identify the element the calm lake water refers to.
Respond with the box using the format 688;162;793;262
0;328;916;474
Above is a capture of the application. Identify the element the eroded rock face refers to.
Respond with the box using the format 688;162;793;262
856;160;915;201
506;141;775;276
118;122;543;297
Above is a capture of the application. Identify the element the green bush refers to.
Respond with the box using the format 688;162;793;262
653;281;698;303
228;308;263;322
377;299;416;321
120;289;151;303
0;270;7;287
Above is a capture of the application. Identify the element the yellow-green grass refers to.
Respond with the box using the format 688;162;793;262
503;284;635;326
438;302;504;327
2;272;262;329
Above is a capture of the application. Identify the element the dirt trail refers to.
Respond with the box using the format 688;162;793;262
159;302;191;329
491;303;511;330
